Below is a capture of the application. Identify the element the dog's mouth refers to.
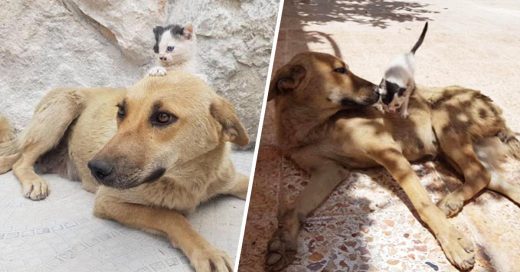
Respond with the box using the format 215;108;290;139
92;167;166;189
142;168;166;184
340;98;366;108
340;92;380;108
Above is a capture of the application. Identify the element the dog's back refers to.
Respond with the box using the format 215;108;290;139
425;85;520;160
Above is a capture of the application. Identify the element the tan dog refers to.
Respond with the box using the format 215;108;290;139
0;115;14;145
0;72;249;272
265;52;520;271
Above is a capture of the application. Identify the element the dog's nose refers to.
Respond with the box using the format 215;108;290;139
159;56;167;61
88;160;114;182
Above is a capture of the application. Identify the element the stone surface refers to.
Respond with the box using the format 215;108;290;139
0;151;253;272
0;0;280;148
239;0;520;271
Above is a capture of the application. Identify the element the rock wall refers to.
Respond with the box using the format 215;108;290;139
0;0;280;148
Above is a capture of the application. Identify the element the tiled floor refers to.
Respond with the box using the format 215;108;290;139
239;0;520;271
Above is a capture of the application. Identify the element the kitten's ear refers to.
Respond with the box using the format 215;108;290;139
183;23;194;40
153;26;164;53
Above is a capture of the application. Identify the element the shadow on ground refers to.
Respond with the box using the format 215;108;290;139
295;0;437;28
280;0;438;59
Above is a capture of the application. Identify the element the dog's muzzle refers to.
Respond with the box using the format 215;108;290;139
88;159;115;185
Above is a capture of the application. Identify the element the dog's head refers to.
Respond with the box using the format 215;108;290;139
88;72;249;189
269;52;379;116
153;23;195;67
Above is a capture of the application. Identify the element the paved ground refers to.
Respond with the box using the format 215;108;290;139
240;0;520;271
0;151;253;272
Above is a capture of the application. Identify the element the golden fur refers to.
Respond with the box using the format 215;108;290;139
0;115;14;149
0;72;249;272
265;52;520;271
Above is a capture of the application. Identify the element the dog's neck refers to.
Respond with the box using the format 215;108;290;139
274;102;333;151
162;141;231;197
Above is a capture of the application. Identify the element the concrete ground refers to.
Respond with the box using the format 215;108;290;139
0;151;253;272
240;0;520;271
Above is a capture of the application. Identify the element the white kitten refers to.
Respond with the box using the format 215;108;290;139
147;23;206;81
378;22;428;118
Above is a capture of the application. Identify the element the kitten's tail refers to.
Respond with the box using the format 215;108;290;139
410;22;429;54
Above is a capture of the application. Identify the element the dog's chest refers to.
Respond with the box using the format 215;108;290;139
138;177;208;212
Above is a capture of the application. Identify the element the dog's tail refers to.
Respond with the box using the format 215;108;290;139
0;115;19;157
411;22;429;54
499;128;520;160
475;133;520;203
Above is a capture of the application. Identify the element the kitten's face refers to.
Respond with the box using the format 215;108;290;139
380;80;408;113
153;24;194;67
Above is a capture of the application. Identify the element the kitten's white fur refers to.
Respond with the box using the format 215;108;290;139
377;22;428;118
148;24;206;81
382;53;416;118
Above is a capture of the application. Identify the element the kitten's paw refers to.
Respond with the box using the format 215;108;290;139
148;66;167;77
400;109;409;118
373;103;385;113
194;73;208;82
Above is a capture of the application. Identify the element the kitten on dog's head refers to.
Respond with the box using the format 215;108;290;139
153;24;195;67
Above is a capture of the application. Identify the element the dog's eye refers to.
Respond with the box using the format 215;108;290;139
151;111;177;127
334;67;348;74
166;46;175;52
116;104;125;119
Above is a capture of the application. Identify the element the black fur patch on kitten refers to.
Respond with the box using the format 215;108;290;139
381;80;406;105
152;24;185;53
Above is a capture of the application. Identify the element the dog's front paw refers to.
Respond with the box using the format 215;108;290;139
22;177;49;200
190;247;233;272
438;192;464;217
266;228;297;271
438;226;475;270
148;66;167;77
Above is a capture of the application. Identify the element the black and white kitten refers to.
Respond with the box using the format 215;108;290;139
378;22;428;118
148;23;205;80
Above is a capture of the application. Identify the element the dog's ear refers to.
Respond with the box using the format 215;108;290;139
210;97;249;146
268;64;306;101
183;23;194;40
153;26;164;53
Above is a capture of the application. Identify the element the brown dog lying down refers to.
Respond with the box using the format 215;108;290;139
265;52;520;271
0;72;249;272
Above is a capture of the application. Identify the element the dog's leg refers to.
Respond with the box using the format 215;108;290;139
486;169;520;204
0;115;14;144
435;134;491;217
94;195;233;272
12;89;84;200
368;148;475;271
266;162;348;271
0;153;20;174
224;173;249;199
